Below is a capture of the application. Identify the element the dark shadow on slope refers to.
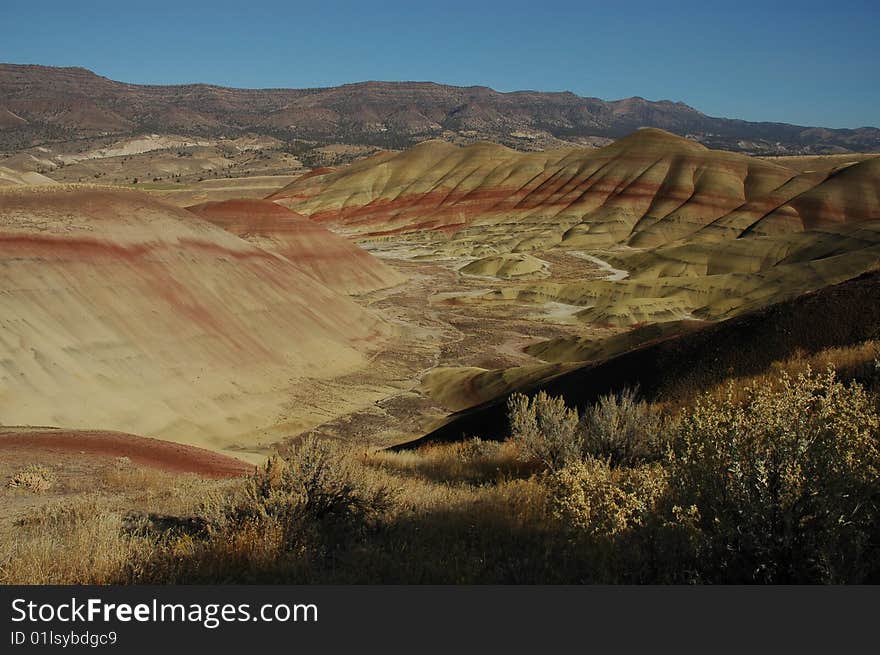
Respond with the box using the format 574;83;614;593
393;268;880;450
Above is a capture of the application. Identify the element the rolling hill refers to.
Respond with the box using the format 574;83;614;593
0;186;390;456
271;130;880;326
0;166;54;186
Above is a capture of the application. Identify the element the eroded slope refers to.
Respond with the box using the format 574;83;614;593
186;199;404;294
0;187;390;457
271;130;880;326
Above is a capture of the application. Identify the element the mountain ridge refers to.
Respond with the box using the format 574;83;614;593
1;63;878;155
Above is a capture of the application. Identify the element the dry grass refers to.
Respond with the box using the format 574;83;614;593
0;457;230;584
660;340;880;413
0;437;555;584
0;497;154;584
2;360;879;584
366;438;536;485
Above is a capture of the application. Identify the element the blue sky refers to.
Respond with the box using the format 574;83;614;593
2;0;878;128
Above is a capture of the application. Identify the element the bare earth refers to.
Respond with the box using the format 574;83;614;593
280;248;613;451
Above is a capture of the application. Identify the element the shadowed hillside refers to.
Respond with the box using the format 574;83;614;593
398;269;880;449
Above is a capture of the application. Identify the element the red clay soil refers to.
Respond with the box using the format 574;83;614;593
0;429;253;479
186;198;404;293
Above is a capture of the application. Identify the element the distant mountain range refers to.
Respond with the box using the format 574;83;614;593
1;63;878;155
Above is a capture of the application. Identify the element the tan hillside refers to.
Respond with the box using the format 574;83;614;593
270;129;880;247
0;186;390;457
0;167;54;186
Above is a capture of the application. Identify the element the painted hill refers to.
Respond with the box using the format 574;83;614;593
0;428;252;479
271;130;880;326
270;129;877;242
0;186;390;456
459;252;548;279
1;64;878;155
185;199;403;295
399;269;880;449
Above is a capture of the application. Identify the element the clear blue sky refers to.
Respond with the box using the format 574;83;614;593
3;0;878;128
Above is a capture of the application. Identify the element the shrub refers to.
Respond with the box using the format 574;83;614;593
456;437;500;464
581;388;663;466
667;367;880;583
508;392;581;471
548;458;668;537
7;465;54;493
232;437;396;541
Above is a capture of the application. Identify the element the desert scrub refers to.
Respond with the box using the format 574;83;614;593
6;465;54;493
548;459;668;537
8;367;879;584
545;458;686;583
530;369;880;582
232;437;396;529
219;436;398;564
581;388;664;466
667;367;880;583
508;391;581;471
508;389;664;470
134;438;399;583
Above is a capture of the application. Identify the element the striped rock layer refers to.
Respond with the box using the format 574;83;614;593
0;187;389;454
